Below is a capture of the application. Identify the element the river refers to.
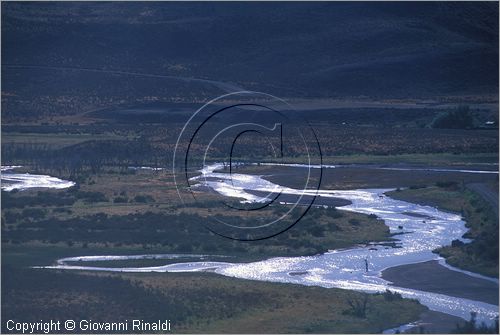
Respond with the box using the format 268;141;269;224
33;163;499;327
1;166;75;191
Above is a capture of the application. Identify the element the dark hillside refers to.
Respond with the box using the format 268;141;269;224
2;2;498;104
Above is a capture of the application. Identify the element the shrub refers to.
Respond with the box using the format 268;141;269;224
382;289;402;301
133;195;155;203
349;218;360;226
309;225;325;237
436;181;458;188
343;295;369;318
53;207;72;214
113;196;128;203
329;209;344;219
454;312;499;334
76;191;107;203
22;208;46;220
451;239;465;247
431;105;474;129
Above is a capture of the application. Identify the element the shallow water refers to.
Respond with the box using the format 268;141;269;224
37;163;499;325
1;166;75;191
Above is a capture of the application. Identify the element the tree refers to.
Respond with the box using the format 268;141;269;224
454;312;499;333
343;294;369;318
431;105;474;129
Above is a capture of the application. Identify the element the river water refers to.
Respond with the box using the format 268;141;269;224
1;166;75;191
34;163;499;326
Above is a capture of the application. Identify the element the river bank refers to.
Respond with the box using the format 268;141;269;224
1;166;75;191
382;260;498;305
36;163;499;327
4;163;498;331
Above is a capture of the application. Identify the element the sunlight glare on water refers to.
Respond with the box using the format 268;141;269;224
38;163;499;325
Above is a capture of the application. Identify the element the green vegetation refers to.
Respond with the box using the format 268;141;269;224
2;120;497;178
133;194;155;203
1;115;497;334
1;132;136;149
324;153;498;166
2;3;498;333
2;187;391;258
453;312;499;334
387;183;499;277
1;163;397;258
234;153;499;168
0;164;427;334
1;267;426;334
431;105;474;129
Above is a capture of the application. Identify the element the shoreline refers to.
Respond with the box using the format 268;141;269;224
385;310;466;334
382;260;499;306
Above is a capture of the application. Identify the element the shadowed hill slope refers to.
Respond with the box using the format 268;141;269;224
2;2;498;101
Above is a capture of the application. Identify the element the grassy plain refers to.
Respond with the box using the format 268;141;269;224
2;266;426;334
252;152;499;167
2;120;498;333
1;132;136;149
